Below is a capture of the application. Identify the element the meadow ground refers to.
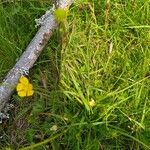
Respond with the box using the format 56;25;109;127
0;0;150;149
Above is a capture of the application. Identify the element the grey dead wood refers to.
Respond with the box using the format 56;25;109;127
0;0;74;112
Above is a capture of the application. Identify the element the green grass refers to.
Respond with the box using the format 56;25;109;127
0;0;150;149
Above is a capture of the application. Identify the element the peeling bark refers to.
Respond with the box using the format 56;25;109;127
0;0;74;112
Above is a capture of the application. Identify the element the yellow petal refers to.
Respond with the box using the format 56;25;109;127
16;83;24;91
19;76;29;85
27;90;34;96
28;83;33;90
26;83;34;96
18;91;26;97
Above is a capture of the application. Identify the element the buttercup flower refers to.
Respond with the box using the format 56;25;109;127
16;76;34;97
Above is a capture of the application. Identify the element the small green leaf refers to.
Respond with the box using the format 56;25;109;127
26;129;35;143
54;8;69;22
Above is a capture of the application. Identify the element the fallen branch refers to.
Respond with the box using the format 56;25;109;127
0;0;74;112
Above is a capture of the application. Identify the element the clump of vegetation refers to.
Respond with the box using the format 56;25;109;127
0;0;150;149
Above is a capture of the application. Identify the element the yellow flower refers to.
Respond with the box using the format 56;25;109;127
89;99;96;107
16;76;34;97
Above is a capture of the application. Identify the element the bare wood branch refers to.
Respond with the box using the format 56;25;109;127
0;0;74;112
